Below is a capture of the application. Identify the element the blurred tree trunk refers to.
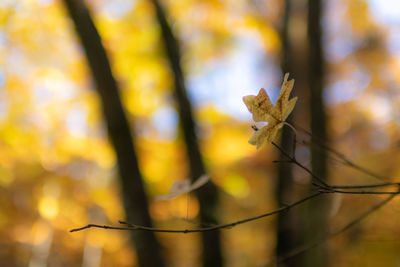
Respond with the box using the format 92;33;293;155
62;1;165;267
276;0;309;266
148;0;223;266
304;0;329;265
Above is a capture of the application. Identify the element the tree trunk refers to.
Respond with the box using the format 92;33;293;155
276;0;302;267
62;1;165;266
148;0;223;266
276;0;309;266
304;0;329;265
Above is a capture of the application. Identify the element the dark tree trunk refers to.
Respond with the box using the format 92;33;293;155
62;1;165;266
276;1;305;266
304;0;329;265
148;0;223;266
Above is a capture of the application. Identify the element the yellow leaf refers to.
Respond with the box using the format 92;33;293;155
248;120;282;149
276;73;297;121
243;88;279;123
243;73;297;148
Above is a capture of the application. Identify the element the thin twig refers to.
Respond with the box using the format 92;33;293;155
273;141;400;192
294;124;388;181
272;142;328;187
282;121;298;137
70;224;138;232
313;182;400;195
330;182;400;189
272;160;292;163
320;189;400;195
70;192;323;233
266;194;396;266
282;122;297;159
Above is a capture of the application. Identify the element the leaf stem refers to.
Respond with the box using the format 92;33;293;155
282;121;297;136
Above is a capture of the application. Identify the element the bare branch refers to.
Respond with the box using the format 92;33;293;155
293;123;389;181
320;189;400;195
70;124;398;267
272;142;328;187
330;182;400;189
70;224;136;232
273;141;400;193
266;194;396;266
70;192;323;233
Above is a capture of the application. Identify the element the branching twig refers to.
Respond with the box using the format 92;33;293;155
70;192;323;233
330;182;400;189
273;141;400;193
266;194;396;266
293;123;389;181
70;224;137;233
70;142;397;235
319;189;400;195
272;142;328;187
282;122;297;158
70;125;398;267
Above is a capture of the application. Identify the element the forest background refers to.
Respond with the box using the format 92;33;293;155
1;0;400;266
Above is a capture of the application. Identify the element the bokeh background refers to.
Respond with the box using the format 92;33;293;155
1;0;400;266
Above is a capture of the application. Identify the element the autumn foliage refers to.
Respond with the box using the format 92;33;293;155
1;0;400;266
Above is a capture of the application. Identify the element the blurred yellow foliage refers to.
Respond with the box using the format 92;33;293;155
222;173;249;198
0;0;399;266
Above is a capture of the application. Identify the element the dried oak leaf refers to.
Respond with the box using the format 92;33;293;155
243;73;297;148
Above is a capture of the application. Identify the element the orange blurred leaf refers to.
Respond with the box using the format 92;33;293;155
155;174;210;200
